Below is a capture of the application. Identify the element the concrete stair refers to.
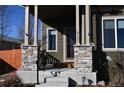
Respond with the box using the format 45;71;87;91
35;68;71;87
35;81;68;87
17;68;96;87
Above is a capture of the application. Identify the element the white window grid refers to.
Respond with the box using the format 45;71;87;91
46;28;58;52
102;15;124;52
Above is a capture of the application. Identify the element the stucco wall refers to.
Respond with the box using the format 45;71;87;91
0;49;22;74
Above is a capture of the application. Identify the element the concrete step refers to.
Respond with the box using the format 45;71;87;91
39;73;68;84
45;76;67;81
38;68;73;76
35;81;68;87
31;68;72;85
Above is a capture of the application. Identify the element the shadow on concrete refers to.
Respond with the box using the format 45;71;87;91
68;77;77;87
0;58;16;75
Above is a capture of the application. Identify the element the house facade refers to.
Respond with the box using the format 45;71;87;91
0;35;22;50
21;5;124;84
41;5;124;83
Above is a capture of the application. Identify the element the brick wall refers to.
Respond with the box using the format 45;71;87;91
0;49;22;70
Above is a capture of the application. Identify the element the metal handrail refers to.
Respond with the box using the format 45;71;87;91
36;50;60;70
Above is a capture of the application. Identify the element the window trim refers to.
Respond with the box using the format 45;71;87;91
102;15;124;51
46;28;58;52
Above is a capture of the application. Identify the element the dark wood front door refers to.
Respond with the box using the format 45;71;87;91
65;27;76;59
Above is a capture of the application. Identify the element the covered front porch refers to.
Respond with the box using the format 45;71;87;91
21;5;92;68
17;5;97;86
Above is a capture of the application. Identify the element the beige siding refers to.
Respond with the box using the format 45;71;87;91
42;22;63;62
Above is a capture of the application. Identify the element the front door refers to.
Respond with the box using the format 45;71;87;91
64;27;76;60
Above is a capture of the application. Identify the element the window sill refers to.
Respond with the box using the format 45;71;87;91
103;49;124;52
46;50;58;52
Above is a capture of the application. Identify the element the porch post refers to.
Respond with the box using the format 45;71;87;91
21;5;38;70
24;5;29;45
85;5;90;45
73;5;96;85
81;14;85;45
33;5;38;45
76;5;80;45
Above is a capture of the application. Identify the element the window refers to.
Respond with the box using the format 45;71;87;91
102;16;124;51
103;20;115;48
46;28;57;52
117;19;124;48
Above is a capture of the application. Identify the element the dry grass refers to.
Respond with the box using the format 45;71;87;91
111;80;124;87
0;71;35;87
77;84;105;87
77;80;124;87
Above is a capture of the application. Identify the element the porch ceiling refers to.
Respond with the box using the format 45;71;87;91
30;5;76;28
29;5;124;28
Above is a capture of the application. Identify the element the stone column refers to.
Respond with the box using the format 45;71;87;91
85;5;90;45
33;5;38;46
76;5;80;45
24;5;29;45
73;5;96;85
21;5;37;71
82;14;85;45
18;5;38;84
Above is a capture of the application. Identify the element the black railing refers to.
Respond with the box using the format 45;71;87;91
36;50;60;84
36;50;60;70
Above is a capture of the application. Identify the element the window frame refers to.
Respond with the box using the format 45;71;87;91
102;15;124;52
46;28;58;52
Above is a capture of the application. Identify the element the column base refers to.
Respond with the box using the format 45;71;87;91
68;71;96;85
21;45;38;71
17;70;37;84
73;44;96;85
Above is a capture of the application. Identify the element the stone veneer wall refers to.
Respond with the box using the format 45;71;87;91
21;45;37;70
74;45;93;72
73;45;96;85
